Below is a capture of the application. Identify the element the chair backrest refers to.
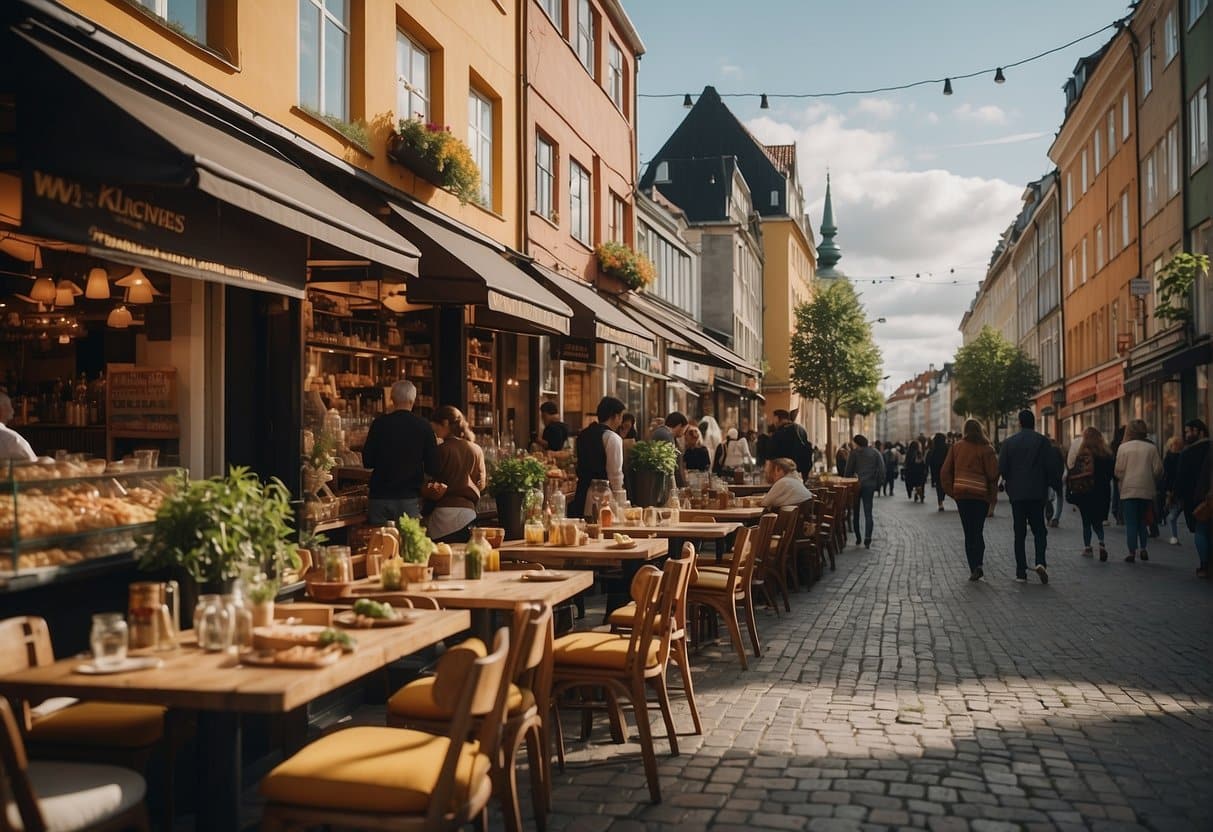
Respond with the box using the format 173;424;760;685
272;604;333;626
507;602;553;702
0;697;44;832
737;514;778;589
715;525;753;589
0;617;54;733
628;551;691;675
796;498;816;535
771;506;800;565
671;542;696;632
427;627;510;827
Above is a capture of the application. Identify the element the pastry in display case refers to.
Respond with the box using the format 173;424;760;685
0;459;181;588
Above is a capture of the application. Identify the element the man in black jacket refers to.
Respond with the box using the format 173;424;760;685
1176;419;1210;537
998;410;1064;584
770;409;813;477
361;380;438;524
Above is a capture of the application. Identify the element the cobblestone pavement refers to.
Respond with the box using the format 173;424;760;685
546;494;1213;832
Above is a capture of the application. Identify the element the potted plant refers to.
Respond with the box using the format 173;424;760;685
595;241;656;293
140;467;300;609
396;514;435;583
245;571;277;627
388;119;483;205
629;440;676;507
486;455;547;541
302;431;337;497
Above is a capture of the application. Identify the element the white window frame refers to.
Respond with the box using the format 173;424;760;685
654;160;670;184
535;133;555;221
468;89;493;206
1121;192;1130;249
609;193;625;243
570;159;591;246
1068;252;1075;293
1167;123;1180;196
1145;150;1158;218
574;0;594;76
1065;171;1073;213
607;40;624;110
1122;91;1131;140
1107;109;1116;158
396;31;429;123
299;0;349;120
139;0;208;41
1096;225;1104;271
1190;0;1209;28
1081;237;1088;284
1141;39;1153;97
1081;149;1088;193
1163;9;1178;64
1191;84;1209;172
539;0;562;31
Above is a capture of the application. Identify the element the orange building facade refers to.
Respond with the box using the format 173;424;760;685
1050;32;1138;437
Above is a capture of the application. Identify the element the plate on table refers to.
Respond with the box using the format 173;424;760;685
241;645;341;669
74;656;164;675
333;609;420;628
519;570;570;582
611;541;638;549
252;624;329;650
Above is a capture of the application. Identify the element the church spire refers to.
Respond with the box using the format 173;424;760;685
817;172;844;278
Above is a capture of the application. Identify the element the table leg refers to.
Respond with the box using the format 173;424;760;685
603;560;642;622
470;608;493;642
196;711;241;831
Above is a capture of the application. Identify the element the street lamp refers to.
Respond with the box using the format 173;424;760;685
869;317;887;324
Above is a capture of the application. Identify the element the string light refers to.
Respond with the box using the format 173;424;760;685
649;18;1123;105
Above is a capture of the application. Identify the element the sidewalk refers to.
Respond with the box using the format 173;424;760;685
547;493;1213;831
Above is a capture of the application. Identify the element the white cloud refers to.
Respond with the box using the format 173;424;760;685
925;111;940;125
851;98;899;120
948;131;1051;148
953;103;1009;125
719;63;743;79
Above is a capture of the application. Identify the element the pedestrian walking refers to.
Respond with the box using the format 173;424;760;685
904;439;927;502
1161;435;1184;545
940;418;999;580
1174;419;1211;577
882;441;899;496
361;380;438;524
1110;424;1126;523
843;434;885;548
1114;419;1163;563
1065;426;1114;561
998;409;1063;584
926;432;949;511
1046;438;1066;527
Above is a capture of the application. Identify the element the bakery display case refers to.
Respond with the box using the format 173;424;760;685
0;460;181;590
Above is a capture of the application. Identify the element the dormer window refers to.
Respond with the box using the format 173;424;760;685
654;161;670;183
770;190;779;207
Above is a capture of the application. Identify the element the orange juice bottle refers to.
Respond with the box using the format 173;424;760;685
599;503;614;528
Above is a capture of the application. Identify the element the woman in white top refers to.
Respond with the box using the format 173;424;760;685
718;427;752;473
1113;419;1163;563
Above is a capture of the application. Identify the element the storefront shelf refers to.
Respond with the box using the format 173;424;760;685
2;521;154;553
307;513;367;534
469;352;494;361
0;551;136;592
306;340;398;357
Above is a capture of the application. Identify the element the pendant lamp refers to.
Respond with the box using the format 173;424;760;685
85;267;111;299
30;275;56;304
54;279;82;307
107;304;133;329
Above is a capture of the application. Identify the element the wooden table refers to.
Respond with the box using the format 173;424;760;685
675;506;766;523
0;610;469;830
498;537;668;568
727;483;772;497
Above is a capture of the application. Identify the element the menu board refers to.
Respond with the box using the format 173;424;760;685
107;365;179;438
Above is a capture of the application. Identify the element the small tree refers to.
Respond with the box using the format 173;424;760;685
952;326;1042;442
1154;252;1210;329
790;279;883;461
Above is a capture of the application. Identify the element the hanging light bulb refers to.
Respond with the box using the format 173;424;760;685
54;279;82;307
994;67;1006;84
85;267;110;299
107;304;133;329
30;275;56;304
760;93;770;109
942;78;954;95
682;93;693;108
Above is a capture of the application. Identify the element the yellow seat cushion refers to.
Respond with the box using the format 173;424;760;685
552;631;659;671
388;677;530;720
606;604;666;633
690;570;738;592
261;726;489;814
28;702;165;748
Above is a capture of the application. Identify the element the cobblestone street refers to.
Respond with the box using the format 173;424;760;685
548;494;1213;831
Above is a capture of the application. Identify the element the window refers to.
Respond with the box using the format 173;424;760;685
1142;37;1153;97
1121;191;1130;248
1095;129;1102;173
1081;149;1088;193
1191;84;1209;171
1144;151;1158;218
1190;0;1209;28
570;160;591;245
1122;91;1131;140
574;0;594;75
607;40;624;110
1065;171;1073;213
1068;252;1075;293
1096;225;1104;271
770;190;780;207
396;32;429;123
1163;9;1178;64
1107;109;1116;157
138;0;207;42
1081;237;1088;284
467;89;493;205
654;160;670;184
1167;123;1180;195
299;0;349;119
539;0;561;30
608;193;625;243
535;133;555;221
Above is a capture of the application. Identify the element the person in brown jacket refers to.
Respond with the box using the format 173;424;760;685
424;406;486;543
941;418;1000;581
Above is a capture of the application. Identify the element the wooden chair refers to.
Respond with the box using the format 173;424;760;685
386;604;553;832
550;552;691;804
272;603;334;626
792;497;822;585
0;617;173;826
813;493;839;570
260;627;513;831
764;506;800;612
0;697;150;832
696;511;785;616
607;542;703;735
688;514;776;670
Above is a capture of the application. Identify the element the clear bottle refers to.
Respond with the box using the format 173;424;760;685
667;490;681;525
465;528;487;580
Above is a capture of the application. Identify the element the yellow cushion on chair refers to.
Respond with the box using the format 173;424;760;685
606;603;666;633
388;676;530;720
261;726;490;814
689;570;737;592
28;702;166;748
552;631;659;670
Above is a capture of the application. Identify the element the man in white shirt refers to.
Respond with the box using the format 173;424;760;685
570;396;626;518
762;457;813;508
0;393;36;462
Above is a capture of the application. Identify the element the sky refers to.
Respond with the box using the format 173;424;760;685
621;0;1132;392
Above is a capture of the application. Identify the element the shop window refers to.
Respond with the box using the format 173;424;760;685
1163;9;1178;64
608;40;625;111
535;133;556;222
299;0;349;120
1191;84;1209;171
570;159;591;246
396;31;430;123
468;88;494;206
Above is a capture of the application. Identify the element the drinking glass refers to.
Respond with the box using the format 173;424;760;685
90;613;128;670
194;594;232;652
642;506;659;527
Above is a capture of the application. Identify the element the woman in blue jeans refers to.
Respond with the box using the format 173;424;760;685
1113;420;1163;562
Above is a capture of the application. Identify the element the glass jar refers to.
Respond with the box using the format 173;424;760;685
381;556;404;591
524;522;546;545
323;546;353;582
194;595;232;652
466;528;487;580
524;487;545;524
586;479;612;522
90;613;128;670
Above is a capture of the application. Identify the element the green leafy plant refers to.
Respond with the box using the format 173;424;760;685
1154;252;1210;327
394;118;483;205
596;241;656;291
397;514;435;564
486;455;547;496
139;466;300;586
306;432;338;473
302;106;371;149
245;572;277;605
297;528;328;553
629;440;677;475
